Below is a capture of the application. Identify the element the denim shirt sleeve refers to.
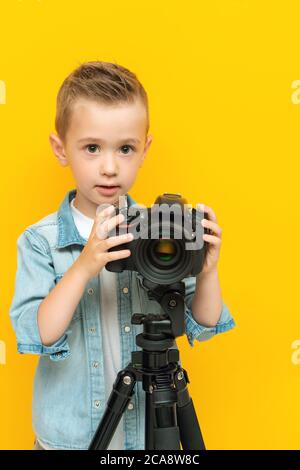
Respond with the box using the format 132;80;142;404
9;229;70;362
183;275;236;346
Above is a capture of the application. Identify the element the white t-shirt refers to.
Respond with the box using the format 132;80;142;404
38;198;125;450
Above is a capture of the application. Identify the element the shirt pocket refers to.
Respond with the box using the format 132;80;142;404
54;273;83;323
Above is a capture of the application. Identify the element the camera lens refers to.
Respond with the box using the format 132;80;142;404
152;240;177;263
132;217;203;284
146;237;182;273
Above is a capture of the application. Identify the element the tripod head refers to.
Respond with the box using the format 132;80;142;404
133;276;187;340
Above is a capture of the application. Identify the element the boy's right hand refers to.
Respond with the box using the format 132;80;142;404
74;205;134;281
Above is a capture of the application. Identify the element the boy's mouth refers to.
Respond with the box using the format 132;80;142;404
95;184;120;189
95;185;120;196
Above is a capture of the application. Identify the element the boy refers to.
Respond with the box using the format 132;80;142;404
9;61;236;450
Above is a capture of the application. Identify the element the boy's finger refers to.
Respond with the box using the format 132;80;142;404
201;219;222;237
96;204;116;220
90;206;115;238
105;249;131;263
104;232;134;249
196;203;218;223
96;213;125;240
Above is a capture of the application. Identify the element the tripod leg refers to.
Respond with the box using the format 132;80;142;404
89;370;136;450
145;377;181;450
153;409;181;450
175;368;206;450
145;392;154;449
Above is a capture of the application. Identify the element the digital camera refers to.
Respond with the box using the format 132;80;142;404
106;193;209;285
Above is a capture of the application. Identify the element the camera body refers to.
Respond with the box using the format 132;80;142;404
106;193;209;285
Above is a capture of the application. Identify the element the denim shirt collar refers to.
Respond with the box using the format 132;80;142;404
56;188;136;249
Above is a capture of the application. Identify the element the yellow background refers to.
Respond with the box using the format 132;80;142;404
1;0;300;450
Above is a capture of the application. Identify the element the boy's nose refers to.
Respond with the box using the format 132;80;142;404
100;154;118;176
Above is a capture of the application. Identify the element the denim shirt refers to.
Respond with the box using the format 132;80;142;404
9;189;236;450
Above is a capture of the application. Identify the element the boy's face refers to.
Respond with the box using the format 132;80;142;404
50;97;152;218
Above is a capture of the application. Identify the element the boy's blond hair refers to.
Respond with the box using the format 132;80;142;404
55;61;149;141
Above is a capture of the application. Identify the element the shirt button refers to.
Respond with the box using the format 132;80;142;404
92;361;99;368
122;287;129;294
127;402;134;410
124;325;131;333
88;288;94;295
89;327;96;334
94;400;100;408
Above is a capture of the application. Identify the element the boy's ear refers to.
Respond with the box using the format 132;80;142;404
49;132;69;167
140;134;153;167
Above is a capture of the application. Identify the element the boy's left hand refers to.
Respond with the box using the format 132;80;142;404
198;203;222;275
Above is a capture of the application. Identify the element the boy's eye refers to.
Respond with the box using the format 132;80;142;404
86;144;99;154
120;145;135;154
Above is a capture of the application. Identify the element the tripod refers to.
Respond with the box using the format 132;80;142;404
88;278;206;450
